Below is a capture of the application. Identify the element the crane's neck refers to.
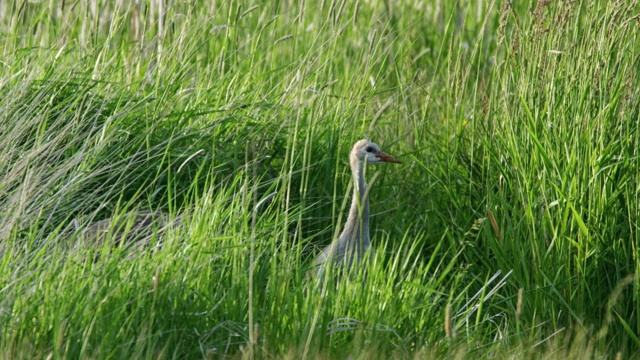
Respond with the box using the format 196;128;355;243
341;156;370;251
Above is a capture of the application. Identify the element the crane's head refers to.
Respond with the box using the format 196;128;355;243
351;139;401;165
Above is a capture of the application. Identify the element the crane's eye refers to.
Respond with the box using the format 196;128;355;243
365;146;374;153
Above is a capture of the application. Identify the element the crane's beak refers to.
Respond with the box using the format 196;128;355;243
377;151;401;164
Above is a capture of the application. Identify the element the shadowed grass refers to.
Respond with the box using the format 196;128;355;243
0;0;639;358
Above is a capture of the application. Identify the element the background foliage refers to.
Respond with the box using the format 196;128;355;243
0;0;638;358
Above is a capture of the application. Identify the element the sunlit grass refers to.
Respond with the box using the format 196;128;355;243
0;0;638;358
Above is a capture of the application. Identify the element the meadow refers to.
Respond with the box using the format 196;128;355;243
0;0;639;358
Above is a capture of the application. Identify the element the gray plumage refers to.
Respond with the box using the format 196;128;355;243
74;210;181;252
314;139;400;276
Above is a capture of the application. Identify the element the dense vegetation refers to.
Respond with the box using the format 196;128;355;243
0;0;638;358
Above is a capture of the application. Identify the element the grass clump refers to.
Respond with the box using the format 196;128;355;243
0;0;639;358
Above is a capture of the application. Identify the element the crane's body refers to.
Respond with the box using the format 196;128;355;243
314;139;400;275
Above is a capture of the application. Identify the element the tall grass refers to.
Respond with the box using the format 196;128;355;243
0;0;638;358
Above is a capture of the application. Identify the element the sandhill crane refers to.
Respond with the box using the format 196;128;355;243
314;139;400;276
74;191;276;253
75;210;180;252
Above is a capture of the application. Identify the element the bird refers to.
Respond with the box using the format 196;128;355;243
71;190;278;255
313;139;400;277
73;210;181;253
